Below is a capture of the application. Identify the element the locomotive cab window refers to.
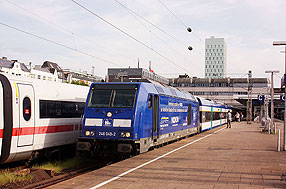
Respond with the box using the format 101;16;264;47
88;89;112;108
23;97;31;121
87;84;138;108
113;89;136;108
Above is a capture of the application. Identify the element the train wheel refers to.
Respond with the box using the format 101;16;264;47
132;144;140;156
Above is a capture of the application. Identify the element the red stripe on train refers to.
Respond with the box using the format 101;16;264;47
0;125;76;139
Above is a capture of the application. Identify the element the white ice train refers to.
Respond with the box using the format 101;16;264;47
0;73;89;164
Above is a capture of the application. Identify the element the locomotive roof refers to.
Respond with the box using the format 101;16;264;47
92;81;197;102
153;84;197;101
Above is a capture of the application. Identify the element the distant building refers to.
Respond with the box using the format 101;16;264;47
0;57;68;83
0;57;102;85
31;65;59;82
0;57;30;77
63;69;102;86
170;76;269;110
42;61;64;81
108;68;169;85
205;36;227;78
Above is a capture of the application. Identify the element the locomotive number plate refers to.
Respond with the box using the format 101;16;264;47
98;131;116;137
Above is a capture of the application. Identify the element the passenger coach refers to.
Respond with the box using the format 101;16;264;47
196;97;231;132
0;73;89;163
77;82;200;156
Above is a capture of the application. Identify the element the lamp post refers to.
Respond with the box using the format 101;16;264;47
265;70;279;133
247;70;252;124
273;41;286;151
92;66;95;76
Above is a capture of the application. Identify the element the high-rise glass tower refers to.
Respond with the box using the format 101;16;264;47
205;36;227;78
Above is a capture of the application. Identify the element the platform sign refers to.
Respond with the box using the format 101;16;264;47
257;95;265;103
280;94;285;102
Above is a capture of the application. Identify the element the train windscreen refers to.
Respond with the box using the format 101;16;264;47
88;89;112;108
87;84;138;108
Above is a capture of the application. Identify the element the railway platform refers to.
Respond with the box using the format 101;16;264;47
49;121;286;188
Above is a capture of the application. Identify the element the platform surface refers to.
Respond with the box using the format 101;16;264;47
49;121;286;188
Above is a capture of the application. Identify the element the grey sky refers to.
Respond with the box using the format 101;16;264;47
0;0;285;86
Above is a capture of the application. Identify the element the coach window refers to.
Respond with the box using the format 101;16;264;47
23;97;31;121
205;112;211;122
40;100;85;118
221;112;226;119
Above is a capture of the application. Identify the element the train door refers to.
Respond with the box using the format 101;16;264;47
0;82;3;156
192;105;199;127
220;108;222;126
210;106;213;129
188;104;199;127
152;95;159;140
197;104;200;126
187;104;192;125
17;84;35;147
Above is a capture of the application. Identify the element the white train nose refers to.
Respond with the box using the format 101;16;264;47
0;73;90;164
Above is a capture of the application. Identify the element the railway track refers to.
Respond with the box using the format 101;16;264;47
24;167;95;189
0;157;118;189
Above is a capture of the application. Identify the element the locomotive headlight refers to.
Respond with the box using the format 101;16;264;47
85;130;91;136
125;132;131;138
107;112;112;117
120;132;131;138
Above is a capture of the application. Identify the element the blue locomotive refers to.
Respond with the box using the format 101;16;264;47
77;82;230;157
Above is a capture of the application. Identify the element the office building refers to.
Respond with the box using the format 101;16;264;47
205;36;227;78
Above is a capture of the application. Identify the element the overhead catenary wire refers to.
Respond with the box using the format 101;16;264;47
114;0;196;74
5;0;72;36
114;0;204;57
0;23;178;81
0;22;122;67
157;1;244;73
274;72;283;78
223;60;247;74
4;0;135;63
71;0;193;76
231;73;250;91
5;0;202;75
158;0;204;43
0;3;186;79
114;0;186;47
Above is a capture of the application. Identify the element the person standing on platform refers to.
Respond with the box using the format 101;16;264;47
240;112;243;121
227;110;232;128
235;112;240;122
